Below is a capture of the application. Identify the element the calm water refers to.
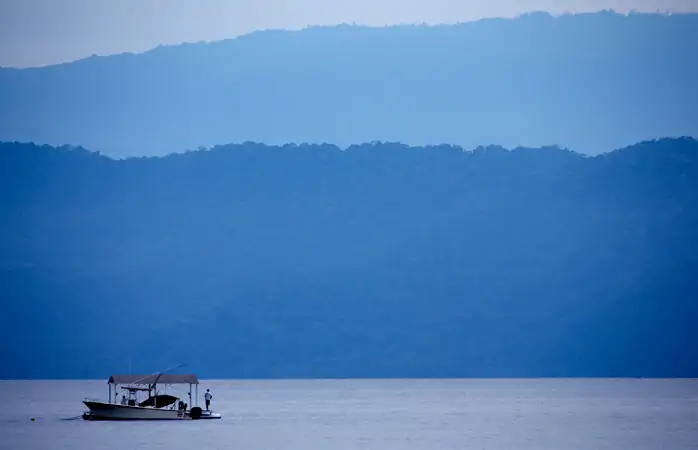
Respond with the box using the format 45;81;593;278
1;379;696;449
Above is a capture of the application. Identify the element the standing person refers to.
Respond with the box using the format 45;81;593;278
120;395;127;405
204;389;212;411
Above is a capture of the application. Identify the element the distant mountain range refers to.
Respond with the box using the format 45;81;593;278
1;11;697;158
1;137;697;378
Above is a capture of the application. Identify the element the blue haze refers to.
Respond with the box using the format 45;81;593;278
1;138;697;379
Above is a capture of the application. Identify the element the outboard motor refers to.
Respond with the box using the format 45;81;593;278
189;406;203;420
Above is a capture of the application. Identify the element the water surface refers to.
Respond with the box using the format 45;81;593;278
1;379;696;449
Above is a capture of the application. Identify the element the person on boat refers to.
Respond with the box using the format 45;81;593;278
204;389;213;410
120;395;127;405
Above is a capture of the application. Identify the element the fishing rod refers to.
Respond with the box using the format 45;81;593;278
130;363;187;386
130;363;187;398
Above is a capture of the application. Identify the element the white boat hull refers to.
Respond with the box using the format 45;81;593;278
83;401;186;420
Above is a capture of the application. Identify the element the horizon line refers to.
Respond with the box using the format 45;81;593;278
2;376;697;381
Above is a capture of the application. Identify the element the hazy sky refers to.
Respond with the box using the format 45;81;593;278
1;0;697;67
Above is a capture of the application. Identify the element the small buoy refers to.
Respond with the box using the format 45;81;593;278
30;417;35;421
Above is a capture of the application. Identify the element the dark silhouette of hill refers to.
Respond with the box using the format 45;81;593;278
1;137;697;379
1;11;697;158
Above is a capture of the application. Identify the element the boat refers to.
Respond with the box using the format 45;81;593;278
82;367;221;420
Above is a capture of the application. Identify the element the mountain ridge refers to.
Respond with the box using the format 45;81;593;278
1;10;696;158
4;134;695;162
0;10;690;70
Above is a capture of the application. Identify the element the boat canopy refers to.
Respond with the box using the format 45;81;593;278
108;374;199;385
